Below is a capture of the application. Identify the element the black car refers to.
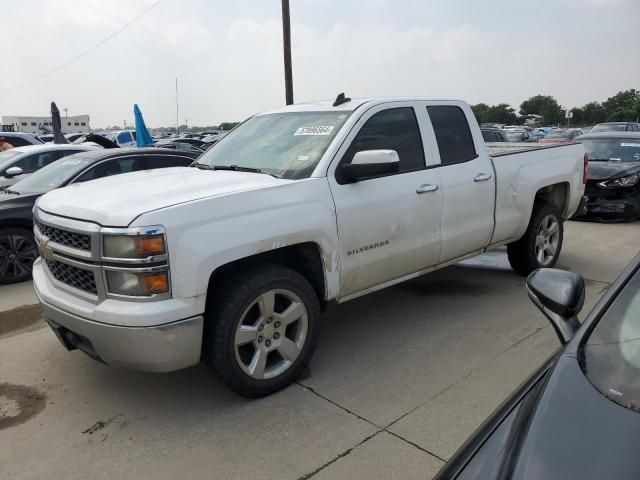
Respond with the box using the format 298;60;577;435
0;147;198;284
574;132;640;221
436;253;640;479
481;128;509;142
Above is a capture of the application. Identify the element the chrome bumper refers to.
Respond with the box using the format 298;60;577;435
39;299;203;373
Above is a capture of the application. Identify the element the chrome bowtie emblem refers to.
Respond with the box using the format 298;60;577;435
38;238;53;259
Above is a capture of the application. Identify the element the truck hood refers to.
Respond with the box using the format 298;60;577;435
37;167;291;226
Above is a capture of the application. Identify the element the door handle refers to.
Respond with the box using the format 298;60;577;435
474;173;492;182
416;184;439;194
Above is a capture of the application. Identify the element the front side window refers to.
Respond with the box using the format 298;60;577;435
341;107;425;174
427;106;477;165
196;111;350;180
74;156;142;183
582;268;640;412
11;156;91;194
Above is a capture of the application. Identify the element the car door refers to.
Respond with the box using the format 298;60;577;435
425;103;496;263
328;103;443;299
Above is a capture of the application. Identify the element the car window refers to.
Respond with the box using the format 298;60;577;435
340;107;425;176
427;106;477;164
14;152;58;173
2;137;32;147
582;268;640;412
144;154;193;168
116;131;132;144
74;156;142;183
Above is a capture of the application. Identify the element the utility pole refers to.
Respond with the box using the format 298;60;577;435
281;0;293;105
175;78;179;135
63;108;68;117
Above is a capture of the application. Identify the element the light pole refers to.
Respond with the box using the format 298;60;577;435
281;0;293;105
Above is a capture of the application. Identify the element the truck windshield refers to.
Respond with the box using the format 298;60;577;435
195;111;350;179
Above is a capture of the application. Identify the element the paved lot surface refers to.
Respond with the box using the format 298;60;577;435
1;220;639;479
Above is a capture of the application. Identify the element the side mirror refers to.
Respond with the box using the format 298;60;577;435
339;150;400;183
4;166;23;178
526;269;585;344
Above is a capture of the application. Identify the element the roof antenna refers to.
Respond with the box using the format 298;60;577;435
333;92;351;107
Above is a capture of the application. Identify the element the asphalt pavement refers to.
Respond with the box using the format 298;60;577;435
1;220;639;480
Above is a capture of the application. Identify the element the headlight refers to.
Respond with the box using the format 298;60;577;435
103;233;166;259
599;173;640;188
106;270;169;296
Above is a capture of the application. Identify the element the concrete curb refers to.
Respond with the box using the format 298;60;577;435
0;304;44;338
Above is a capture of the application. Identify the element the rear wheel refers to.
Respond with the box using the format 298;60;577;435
0;227;38;285
507;201;564;276
203;264;320;398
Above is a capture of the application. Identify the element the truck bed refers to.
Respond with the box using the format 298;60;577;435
486;142;568;157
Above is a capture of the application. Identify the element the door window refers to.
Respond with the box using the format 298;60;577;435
14;152;59;173
74;156;142;183
427;106;477;165
145;155;193;168
338;107;425;182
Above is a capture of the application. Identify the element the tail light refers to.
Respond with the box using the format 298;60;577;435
583;153;589;184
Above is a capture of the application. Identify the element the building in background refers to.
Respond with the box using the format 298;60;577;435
1;114;91;134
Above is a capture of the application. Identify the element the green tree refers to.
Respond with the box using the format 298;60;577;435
488;103;518;125
581;102;607;125
520;95;564;125
471;103;491;124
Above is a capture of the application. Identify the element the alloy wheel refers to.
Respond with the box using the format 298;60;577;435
535;215;560;266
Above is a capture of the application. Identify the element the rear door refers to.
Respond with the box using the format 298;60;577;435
328;103;443;298
425;103;495;262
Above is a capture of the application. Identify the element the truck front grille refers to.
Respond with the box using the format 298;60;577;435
45;258;97;295
36;221;91;251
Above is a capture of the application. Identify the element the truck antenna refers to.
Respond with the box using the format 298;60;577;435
333;92;351;107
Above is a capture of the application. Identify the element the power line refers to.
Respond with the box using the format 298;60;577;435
0;0;166;94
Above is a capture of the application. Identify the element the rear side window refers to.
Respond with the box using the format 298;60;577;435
145;154;193;168
74;156;143;183
427;106;477;165
341;107;425;174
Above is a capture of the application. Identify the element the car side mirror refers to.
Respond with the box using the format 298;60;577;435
4;166;23;178
339;150;400;183
526;269;585;344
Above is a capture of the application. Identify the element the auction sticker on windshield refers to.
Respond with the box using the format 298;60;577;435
294;126;334;136
621;143;640;148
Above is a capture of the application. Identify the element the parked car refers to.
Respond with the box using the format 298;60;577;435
0;144;97;190
0;132;44;147
481;127;509;142
580;125;594;135
38;134;55;143
0;147;199;284
504;128;537;142
31;96;586;397
591;122;640;133
538;129;581;145
105;130;137;147
436;253;640;480
573;132;640;221
155;138;210;150
65;133;85;142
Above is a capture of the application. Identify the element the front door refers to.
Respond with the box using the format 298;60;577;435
328;104;443;299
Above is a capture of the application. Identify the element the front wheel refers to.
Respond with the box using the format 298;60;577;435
507;201;564;276
203;264;320;398
0;227;38;285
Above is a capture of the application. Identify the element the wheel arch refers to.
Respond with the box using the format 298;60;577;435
534;182;570;218
205;242;328;312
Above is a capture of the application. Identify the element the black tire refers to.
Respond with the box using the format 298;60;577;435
507;201;564;276
0;227;38;285
203;263;320;398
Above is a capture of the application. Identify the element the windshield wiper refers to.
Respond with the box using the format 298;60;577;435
212;165;279;178
1;188;20;195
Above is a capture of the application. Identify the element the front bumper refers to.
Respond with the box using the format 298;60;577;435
33;258;203;372
576;196;640;220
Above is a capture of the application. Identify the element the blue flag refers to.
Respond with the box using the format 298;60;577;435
134;104;154;147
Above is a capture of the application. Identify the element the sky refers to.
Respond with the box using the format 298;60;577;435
2;0;639;128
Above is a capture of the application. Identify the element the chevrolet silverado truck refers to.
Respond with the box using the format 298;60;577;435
32;97;588;397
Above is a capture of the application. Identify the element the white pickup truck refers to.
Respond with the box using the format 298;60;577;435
32;97;587;397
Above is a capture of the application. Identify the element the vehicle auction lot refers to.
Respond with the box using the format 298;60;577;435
1;220;639;480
